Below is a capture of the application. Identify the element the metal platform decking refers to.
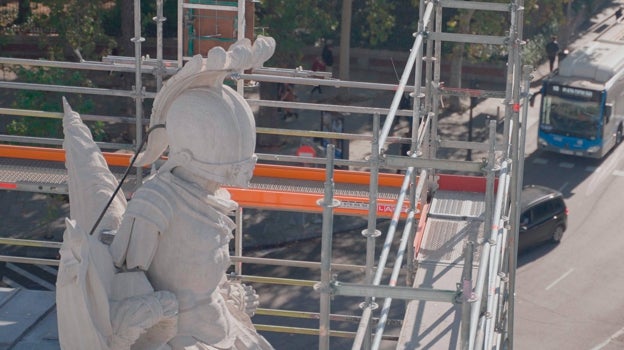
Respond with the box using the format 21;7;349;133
0;146;416;218
0;157;144;196
397;190;486;349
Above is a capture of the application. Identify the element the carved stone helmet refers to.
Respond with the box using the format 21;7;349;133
163;86;257;187
134;36;275;187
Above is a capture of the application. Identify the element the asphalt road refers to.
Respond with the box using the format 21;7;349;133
514;95;624;349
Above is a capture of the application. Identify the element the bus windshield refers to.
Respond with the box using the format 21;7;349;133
540;95;601;139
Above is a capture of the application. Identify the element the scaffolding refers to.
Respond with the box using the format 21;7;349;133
180;0;246;57
0;0;533;349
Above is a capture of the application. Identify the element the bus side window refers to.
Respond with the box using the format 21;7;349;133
605;104;613;124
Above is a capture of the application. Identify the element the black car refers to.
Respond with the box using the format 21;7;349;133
518;185;568;251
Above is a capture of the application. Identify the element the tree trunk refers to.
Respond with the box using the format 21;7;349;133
120;0;134;56
447;44;466;112
14;0;31;25
339;0;352;82
447;9;475;112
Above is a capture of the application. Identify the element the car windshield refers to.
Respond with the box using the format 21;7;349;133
540;95;601;139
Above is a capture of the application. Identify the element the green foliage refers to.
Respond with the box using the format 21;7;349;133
256;0;419;66
99;0;178;39
0;2;117;140
34;0;116;60
524;0;564;38
90;120;108;142
442;0;511;62
6;120;28;136
6;66;94;139
522;34;548;69
101;1;123;38
256;0;338;66
522;0;561;67
0;1;38;36
142;0;179;37
6;115;61;138
353;0;396;47
390;1;420;48
440;0;572;64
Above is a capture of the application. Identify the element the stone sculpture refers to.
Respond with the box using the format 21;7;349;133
57;36;276;350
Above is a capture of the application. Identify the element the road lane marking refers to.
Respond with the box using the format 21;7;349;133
545;268;574;291
533;158;548;165
613;170;624;177
585;166;597;172
590;326;624;350
559;162;575;168
587;146;624;195
558;182;569;193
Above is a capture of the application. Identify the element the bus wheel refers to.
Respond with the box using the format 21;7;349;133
617;126;623;145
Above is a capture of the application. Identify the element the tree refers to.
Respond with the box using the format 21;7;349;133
35;0;115;60
351;0;396;48
14;0;31;25
7;66;99;140
255;0;338;67
120;0;134;56
339;0;352;81
3;1;115;140
445;8;476;112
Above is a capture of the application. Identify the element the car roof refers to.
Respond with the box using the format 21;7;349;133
521;185;563;209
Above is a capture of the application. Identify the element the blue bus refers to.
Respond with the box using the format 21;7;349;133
536;23;624;158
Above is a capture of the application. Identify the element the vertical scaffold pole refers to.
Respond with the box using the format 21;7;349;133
318;144;339;350
155;0;165;91
237;0;245;93
460;241;475;350
177;0;184;67
431;0;443;161
507;2;527;348
507;64;532;350
235;207;244;276
133;0;145;186
352;113;382;349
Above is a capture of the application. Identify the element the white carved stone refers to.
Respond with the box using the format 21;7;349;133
58;98;178;350
58;36;276;350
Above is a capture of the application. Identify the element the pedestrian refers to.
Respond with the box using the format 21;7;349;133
322;42;333;68
278;83;298;121
398;93;412;157
310;55;326;94
546;36;560;72
616;7;623;21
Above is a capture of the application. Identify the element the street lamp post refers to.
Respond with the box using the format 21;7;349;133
467;80;479;161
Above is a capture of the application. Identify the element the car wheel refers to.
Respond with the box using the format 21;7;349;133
551;225;564;243
617;127;623;145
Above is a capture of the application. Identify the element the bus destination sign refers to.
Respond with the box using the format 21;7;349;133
547;83;601;101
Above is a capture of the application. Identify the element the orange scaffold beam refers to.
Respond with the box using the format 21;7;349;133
0;144;417;218
229;187;412;218
0;144;135;167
